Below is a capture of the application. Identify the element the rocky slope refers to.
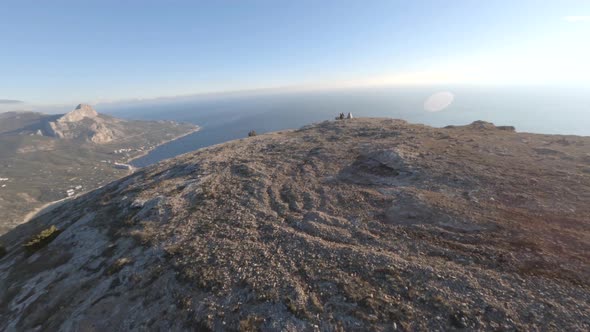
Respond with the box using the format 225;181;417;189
0;105;198;234
44;104;124;143
1;118;589;331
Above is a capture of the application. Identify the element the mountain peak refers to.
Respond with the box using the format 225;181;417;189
44;104;118;143
75;103;93;110
59;104;98;122
1;118;588;330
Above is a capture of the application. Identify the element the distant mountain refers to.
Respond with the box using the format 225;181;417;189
1;104;185;144
0;111;58;135
43;104;124;143
1;118;588;330
0;105;198;234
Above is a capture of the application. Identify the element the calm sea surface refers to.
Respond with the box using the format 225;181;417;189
97;86;590;167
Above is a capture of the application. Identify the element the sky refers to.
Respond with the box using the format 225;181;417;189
1;0;590;106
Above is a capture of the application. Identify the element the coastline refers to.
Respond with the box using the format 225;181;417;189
125;125;201;166
21;125;201;224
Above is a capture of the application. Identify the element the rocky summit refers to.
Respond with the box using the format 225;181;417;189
1;118;589;331
44;104;124;143
58;104;100;122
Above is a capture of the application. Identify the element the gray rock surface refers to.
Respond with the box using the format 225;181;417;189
1;118;589;331
44;104;123;143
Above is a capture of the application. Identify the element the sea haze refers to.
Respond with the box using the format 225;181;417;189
97;85;590;167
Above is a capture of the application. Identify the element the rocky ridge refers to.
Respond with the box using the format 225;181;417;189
44;104;124;143
0;118;589;331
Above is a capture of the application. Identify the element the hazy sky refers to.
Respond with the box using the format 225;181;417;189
1;0;589;105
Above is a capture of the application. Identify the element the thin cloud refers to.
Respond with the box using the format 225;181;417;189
564;16;590;22
0;99;24;104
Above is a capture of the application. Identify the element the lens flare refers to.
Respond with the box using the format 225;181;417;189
424;92;454;112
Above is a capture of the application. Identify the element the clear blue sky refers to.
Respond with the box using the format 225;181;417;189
1;0;589;105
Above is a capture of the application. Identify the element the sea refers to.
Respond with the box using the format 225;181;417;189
96;85;590;167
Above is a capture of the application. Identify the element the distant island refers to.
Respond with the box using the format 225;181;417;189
0;104;198;234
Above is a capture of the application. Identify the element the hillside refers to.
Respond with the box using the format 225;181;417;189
0;105;198;234
1;118;589;330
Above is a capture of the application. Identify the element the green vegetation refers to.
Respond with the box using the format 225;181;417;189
23;225;61;254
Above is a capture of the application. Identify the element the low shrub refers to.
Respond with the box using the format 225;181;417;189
23;225;61;254
248;130;257;137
